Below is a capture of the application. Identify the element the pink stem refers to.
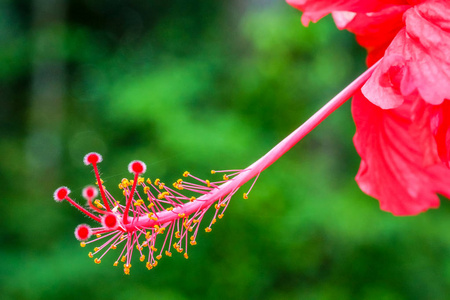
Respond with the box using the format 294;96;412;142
123;172;139;224
92;163;112;212
124;61;380;231
64;196;102;223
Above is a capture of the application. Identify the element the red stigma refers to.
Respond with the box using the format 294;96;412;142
75;224;92;241
54;187;70;202
83;152;103;165
128;160;146;174
82;186;98;199
102;213;119;229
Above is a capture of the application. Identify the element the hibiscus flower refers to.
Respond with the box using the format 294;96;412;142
287;0;450;215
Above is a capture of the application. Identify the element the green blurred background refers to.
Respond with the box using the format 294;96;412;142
1;0;450;299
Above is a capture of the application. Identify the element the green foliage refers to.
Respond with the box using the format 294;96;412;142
1;1;449;299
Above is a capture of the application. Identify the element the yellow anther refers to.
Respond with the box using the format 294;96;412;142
175;231;180;239
152;261;158;267
218;214;224;219
156;255;162;260
166;207;174;211
143;186;150;193
193;219;199;224
147;213;154;218
113;261;118;266
150;246;158;252
190;240;197;246
205;227;212;233
177;248;183;253
138;177;145;185
123;190;127;196
148;203;154;209
142;241;148;247
146;178;152;184
188;227;193;232
223;174;229;181
177;179;183;184
190;236;195;241
88;252;93;258
124;263;131;268
211;170;216;174
121;256;126;262
80;242;86;248
95;179;104;185
118;183;123;189
183;171;190;177
135;202;142;206
146;262;153;270
154;178;160;185
157;191;169;199
212;218;217;224
122;178;129;187
190;196;196;202
129;180;134;185
205;180;211;187
243;193;248;199
215;204;219;210
178;213;185;218
184;253;189;259
150;216;158;221
136;244;142;250
94;247;99;252
94;258;101;264
165;251;172;257
124;268;130;275
158;227;165;234
145;232;151;239
158;183;165;189
111;245;117;250
173;243;179;249
140;255;145;262
221;203;226;207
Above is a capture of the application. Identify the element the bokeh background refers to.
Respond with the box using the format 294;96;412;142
2;0;450;299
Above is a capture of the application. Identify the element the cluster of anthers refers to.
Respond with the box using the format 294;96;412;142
53;152;258;275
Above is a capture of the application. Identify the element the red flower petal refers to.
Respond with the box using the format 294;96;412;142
362;1;450;108
352;91;450;215
287;0;409;26
332;5;409;66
